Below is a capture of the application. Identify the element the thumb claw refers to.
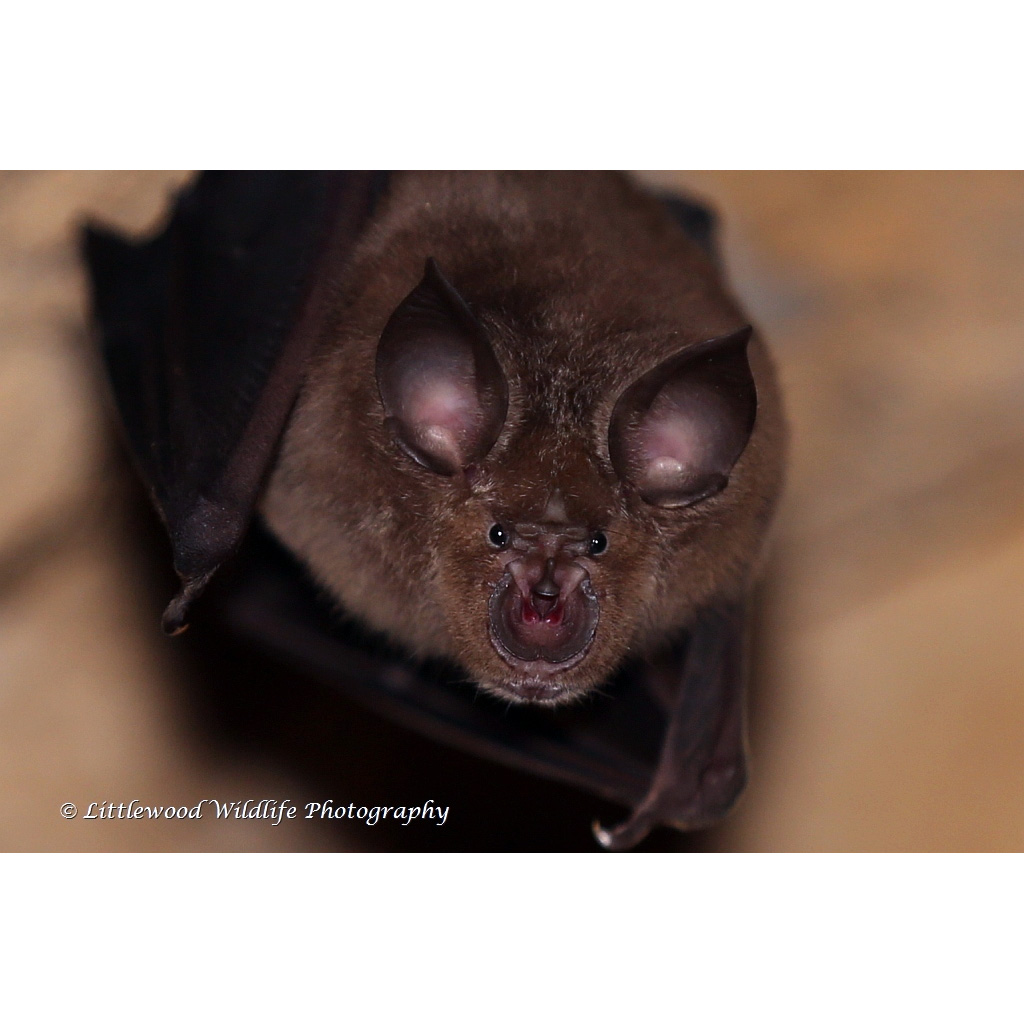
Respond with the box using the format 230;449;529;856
592;809;657;851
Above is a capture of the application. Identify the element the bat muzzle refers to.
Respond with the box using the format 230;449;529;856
487;555;600;675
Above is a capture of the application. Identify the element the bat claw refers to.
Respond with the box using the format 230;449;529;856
161;570;215;635
592;757;747;850
592;812;657;852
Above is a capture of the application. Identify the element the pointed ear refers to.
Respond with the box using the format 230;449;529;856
376;259;508;475
608;326;757;508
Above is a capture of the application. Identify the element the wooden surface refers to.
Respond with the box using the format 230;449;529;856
2;170;1022;850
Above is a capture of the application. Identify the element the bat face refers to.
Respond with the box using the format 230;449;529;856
260;171;784;707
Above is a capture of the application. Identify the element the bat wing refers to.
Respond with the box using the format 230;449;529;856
83;171;388;633
86;173;746;849
591;601;747;849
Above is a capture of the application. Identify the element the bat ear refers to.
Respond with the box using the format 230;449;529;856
376;259;508;475
608;326;757;508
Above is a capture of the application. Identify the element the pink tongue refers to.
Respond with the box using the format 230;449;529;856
522;598;563;625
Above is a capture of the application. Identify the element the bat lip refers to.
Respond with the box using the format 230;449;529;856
489;644;591;677
487;572;599;673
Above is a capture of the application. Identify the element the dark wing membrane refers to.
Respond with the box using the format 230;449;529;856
83;171;387;631
593;601;748;850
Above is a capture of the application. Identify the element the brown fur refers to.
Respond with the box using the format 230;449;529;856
260;171;786;703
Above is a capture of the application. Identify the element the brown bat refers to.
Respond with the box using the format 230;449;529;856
83;171;786;849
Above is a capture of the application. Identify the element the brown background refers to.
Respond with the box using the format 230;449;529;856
2;170;1022;851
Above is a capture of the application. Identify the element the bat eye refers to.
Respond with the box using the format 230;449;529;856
488;523;511;549
589;531;608;556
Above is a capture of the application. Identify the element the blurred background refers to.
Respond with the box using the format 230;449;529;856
2;170;1022;851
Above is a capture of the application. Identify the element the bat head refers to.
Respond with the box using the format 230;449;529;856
369;259;759;704
261;172;784;707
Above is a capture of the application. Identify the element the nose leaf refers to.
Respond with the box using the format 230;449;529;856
531;559;561;618
488;544;600;669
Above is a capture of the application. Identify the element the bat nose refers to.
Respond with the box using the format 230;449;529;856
531;559;560;617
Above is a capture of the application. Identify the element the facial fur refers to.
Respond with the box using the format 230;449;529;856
260;171;785;706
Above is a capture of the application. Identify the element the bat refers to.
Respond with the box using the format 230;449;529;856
83;171;786;850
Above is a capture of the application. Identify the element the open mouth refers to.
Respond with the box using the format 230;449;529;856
487;570;599;671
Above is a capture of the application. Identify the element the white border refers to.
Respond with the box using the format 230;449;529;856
2;2;1022;167
5;854;1021;1020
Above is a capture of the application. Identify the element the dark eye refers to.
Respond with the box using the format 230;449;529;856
488;523;510;549
589;531;608;556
